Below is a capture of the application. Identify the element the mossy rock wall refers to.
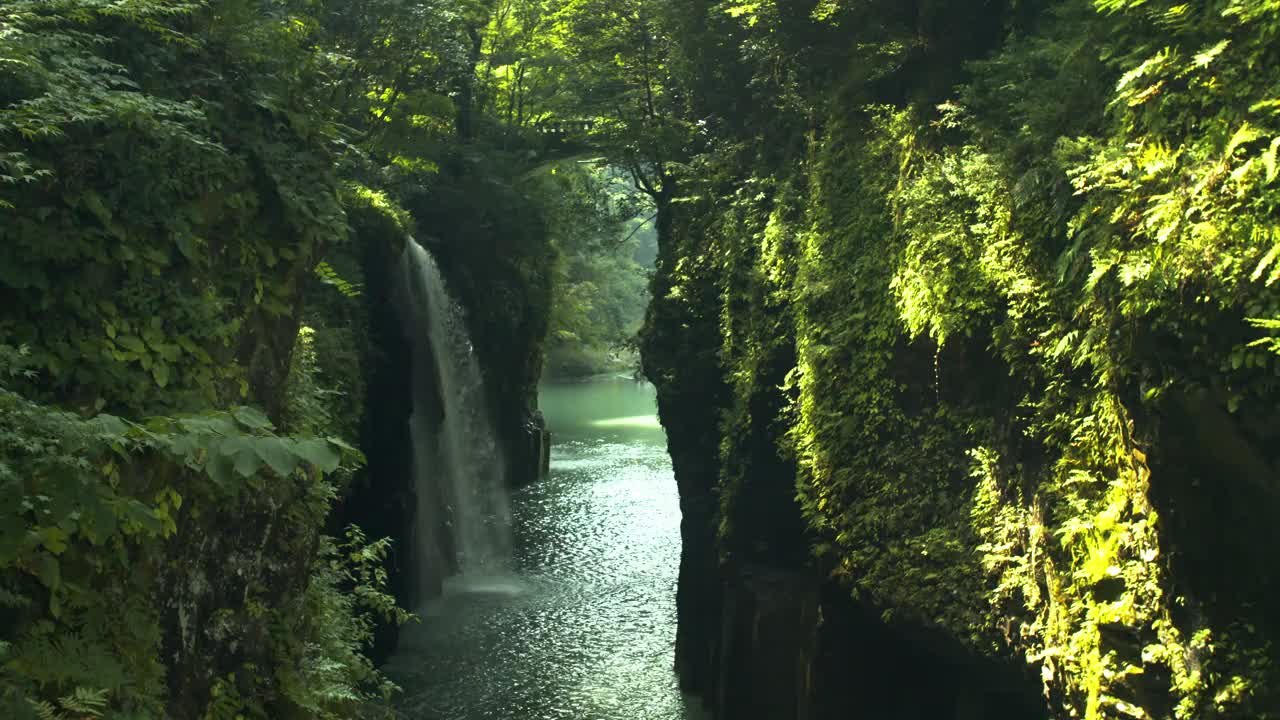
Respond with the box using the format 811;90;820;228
0;21;366;710
642;2;1280;717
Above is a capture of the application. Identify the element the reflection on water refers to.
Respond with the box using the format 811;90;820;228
386;377;701;720
590;415;663;429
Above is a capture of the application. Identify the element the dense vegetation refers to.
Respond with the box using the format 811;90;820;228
0;0;609;716
4;0;1279;718
544;169;656;378
611;0;1280;718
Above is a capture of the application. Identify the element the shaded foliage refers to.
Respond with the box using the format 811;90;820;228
543;165;655;377
627;0;1280;717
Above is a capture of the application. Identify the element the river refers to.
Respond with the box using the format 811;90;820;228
385;376;702;720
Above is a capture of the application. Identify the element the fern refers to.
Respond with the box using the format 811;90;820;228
32;688;109;720
1247;317;1280;356
314;262;363;298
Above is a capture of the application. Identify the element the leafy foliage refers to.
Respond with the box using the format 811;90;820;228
0;342;377;718
542;164;655;377
636;0;1280;717
275;527;410;719
0;0;429;716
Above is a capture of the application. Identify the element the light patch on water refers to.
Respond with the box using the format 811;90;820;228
590;414;663;429
444;574;528;598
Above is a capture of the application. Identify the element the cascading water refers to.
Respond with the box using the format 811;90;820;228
399;239;512;605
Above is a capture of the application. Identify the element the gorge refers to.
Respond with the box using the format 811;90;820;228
2;1;1279;720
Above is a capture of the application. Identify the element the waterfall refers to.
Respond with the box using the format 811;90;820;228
399;239;512;604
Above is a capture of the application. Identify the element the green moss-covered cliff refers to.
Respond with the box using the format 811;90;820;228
0;4;396;715
0;2;561;716
641;1;1280;718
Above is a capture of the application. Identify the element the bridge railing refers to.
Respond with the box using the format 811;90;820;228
533;120;596;135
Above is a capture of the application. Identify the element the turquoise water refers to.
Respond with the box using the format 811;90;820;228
386;377;701;719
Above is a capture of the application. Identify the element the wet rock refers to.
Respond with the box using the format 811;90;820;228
715;565;820;720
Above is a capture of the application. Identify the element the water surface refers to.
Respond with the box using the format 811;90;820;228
387;376;700;720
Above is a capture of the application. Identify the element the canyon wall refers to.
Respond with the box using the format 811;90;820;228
642;2;1280;717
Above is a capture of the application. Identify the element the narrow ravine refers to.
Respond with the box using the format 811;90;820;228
384;377;704;720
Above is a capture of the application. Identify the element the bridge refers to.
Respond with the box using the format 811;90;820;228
534;119;596;136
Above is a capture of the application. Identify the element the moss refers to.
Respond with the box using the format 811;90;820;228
341;183;414;252
712;173;810;567
789;109;993;640
645;3;1280;715
638;181;735;695
789;101;1276;716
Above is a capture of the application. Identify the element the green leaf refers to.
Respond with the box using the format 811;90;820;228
219;436;278;479
1264;137;1279;183
294;438;340;474
233;446;264;478
152;363;170;388
204;446;237;487
1192;40;1230;68
125;500;163;535
178;415;240;436
1252;244;1280;283
175;234;197;260
38;527;68;555
81;190;113;224
1225;122;1261;157
116;335;146;353
326;436;365;464
88;414;128;436
256;438;298;477
86;497;118;544
142;325;163;349
232;406;273;431
36;554;60;590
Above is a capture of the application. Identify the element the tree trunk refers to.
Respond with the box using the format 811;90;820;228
455;26;484;141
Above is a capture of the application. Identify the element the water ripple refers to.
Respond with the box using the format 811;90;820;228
386;398;702;720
